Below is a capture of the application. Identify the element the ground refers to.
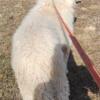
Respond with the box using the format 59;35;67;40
0;0;100;100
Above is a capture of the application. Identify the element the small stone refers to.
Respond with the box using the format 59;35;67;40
0;74;3;80
0;90;3;97
85;26;96;31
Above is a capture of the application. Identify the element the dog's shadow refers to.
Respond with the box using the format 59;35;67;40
34;44;99;100
68;51;99;100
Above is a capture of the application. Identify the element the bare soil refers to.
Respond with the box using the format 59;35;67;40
0;0;100;100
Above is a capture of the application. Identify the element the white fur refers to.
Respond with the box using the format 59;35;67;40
11;0;75;100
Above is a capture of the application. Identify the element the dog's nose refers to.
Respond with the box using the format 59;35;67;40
75;0;81;4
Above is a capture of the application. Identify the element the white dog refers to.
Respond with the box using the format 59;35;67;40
11;0;75;100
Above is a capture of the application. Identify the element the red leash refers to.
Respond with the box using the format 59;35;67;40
53;2;100;88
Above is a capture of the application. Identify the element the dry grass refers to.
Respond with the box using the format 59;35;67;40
0;0;100;100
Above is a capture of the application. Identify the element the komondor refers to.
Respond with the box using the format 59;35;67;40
11;0;75;100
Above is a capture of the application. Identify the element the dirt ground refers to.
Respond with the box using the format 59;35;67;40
0;0;100;100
